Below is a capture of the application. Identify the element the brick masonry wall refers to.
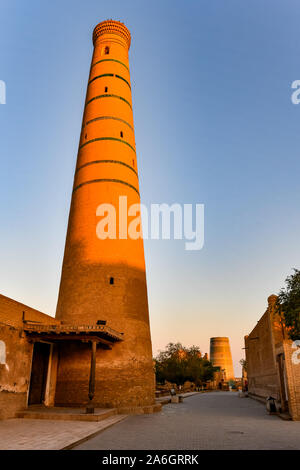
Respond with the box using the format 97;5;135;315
55;262;156;408
246;295;300;420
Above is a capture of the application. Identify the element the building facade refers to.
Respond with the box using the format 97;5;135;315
0;293;130;419
0;295;60;419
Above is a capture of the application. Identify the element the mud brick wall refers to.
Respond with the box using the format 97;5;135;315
283;341;300;420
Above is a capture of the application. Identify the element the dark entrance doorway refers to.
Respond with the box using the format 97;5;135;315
28;342;51;405
277;353;289;413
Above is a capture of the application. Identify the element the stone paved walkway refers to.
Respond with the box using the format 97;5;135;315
75;392;300;450
0;414;126;450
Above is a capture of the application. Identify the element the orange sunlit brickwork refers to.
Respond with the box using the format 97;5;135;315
55;20;155;409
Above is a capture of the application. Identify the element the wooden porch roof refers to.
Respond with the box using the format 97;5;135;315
23;323;124;349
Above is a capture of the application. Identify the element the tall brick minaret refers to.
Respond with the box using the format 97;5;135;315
55;20;155;408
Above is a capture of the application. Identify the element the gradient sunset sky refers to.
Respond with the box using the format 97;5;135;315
1;0;300;375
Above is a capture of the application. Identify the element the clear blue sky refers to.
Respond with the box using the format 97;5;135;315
1;0;300;375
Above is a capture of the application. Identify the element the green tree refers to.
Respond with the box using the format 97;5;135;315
154;343;214;386
277;269;300;340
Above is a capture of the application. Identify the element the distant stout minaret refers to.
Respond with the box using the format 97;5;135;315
210;337;235;380
55;20;155;408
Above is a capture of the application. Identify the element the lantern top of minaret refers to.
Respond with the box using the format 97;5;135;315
93;20;131;50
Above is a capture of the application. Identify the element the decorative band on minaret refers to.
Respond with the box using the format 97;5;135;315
93;20;131;48
55;20;155;408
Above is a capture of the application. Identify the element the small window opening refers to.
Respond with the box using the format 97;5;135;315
105;46;110;55
132;159;135;167
120;131;123;138
109;277;114;285
85;133;87;140
105;86;108;93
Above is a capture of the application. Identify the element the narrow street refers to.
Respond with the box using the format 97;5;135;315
75;392;300;450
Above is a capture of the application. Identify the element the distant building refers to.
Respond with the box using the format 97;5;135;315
245;295;300;420
0;20;158;419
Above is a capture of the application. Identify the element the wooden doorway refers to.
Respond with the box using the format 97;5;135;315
28;342;51;405
277;353;289;413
